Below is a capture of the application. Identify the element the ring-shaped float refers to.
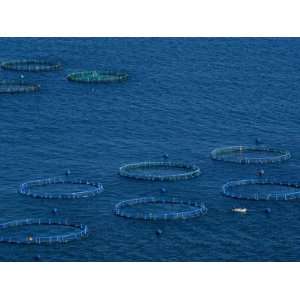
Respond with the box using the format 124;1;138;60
19;177;103;199
222;179;300;201
0;219;88;244
114;197;207;220
0;80;40;94
119;161;201;181
1;59;61;72
67;71;128;83
211;145;291;164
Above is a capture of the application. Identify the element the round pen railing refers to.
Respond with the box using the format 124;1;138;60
67;71;128;83
19;176;104;199
114;197;207;220
1;59;61;72
0;219;88;244
222;179;300;201
211;146;291;164
119;161;201;181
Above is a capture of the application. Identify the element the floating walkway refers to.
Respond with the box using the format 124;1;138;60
0;219;88;244
114;197;207;220
211;145;291;164
222;179;300;201
19;176;104;199
67;71;128;83
1;59;61;72
0;80;40;94
119;161;201;181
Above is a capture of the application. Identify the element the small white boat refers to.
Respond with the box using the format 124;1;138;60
232;208;247;213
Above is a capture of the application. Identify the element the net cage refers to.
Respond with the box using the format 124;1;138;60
0;80;40;94
67;71;128;83
0;219;88;244
19;176;104;199
114;197;208;220
119;161;201;181
210;145;291;164
222;179;300;201
1;59;61;72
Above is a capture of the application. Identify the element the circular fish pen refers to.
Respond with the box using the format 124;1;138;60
67;71;128;83
222;179;300;201
19;177;104;199
114;197;207;220
211;145;291;164
119;161;201;181
1;59;61;72
0;80;40;94
0;219;88;244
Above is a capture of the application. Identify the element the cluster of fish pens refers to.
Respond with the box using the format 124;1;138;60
0;59;127;248
0;59;128;94
210;145;300;212
1;58;298;255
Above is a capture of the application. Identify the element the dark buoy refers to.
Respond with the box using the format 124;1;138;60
255;138;262;145
163;153;169;159
265;208;271;214
257;169;265;177
65;169;71;176
34;254;41;261
156;229;163;236
160;187;167;193
52;208;58;214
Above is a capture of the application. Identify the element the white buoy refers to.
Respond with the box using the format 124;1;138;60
232;208;247;213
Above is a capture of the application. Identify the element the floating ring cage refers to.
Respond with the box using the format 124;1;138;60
119;161;201;181
114;197;207;220
19;177;104;199
0;218;88;244
211;145;291;164
1;59;61;72
0;80;40;94
67;71;128;83
222;179;300;201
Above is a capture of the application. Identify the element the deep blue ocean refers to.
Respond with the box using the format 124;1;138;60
1;38;300;261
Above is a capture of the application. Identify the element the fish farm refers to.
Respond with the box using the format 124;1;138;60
119;161;201;181
3;38;300;264
210;145;291;164
1;59;61;71
19;177;104;199
0;80;40;94
222;179;300;201
114;197;207;220
0;219;88;244
67;71;128;83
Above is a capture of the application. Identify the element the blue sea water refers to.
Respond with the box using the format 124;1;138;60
1;38;300;261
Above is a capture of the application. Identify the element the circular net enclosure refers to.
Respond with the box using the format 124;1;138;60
211;145;291;164
222;179;300;201
114;197;207;220
119;161;201;181
0;219;88;244
0;80;40;94
19;176;104;199
67;71;128;83
1;59;61;72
